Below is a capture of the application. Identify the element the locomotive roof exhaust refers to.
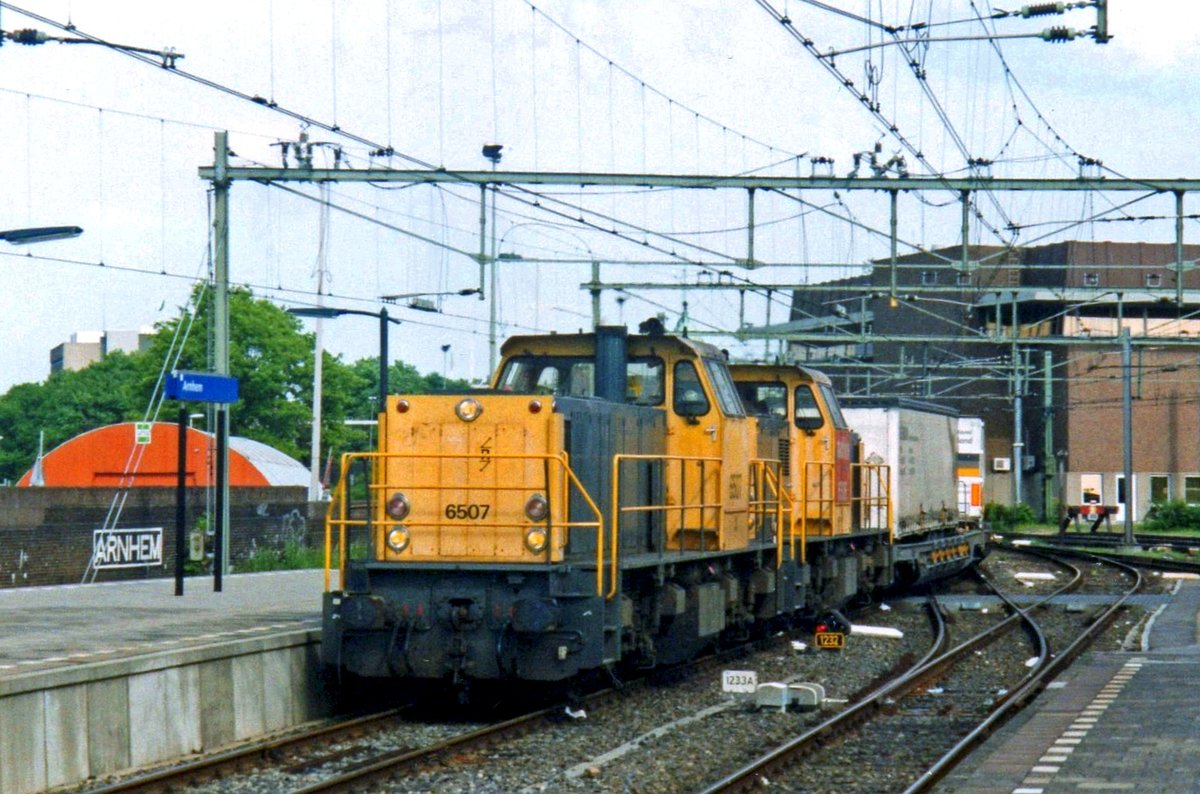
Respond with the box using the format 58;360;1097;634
594;326;628;404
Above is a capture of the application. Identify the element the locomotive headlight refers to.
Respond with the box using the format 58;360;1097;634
524;526;548;555
385;492;410;521
385;526;411;553
454;398;484;422
524;493;549;522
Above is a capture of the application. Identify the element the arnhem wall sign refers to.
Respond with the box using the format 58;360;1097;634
93;527;163;569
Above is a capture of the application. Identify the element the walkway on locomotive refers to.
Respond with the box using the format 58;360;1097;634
323;332;794;597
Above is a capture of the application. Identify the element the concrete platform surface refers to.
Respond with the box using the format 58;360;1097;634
0;569;331;677
938;579;1200;793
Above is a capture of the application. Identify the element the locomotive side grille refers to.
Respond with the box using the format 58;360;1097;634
778;438;791;476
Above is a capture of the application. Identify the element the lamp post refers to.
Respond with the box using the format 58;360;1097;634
289;305;401;413
289;306;400;501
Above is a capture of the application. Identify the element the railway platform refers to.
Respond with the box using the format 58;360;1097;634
0;569;326;676
938;577;1200;793
0;570;336;794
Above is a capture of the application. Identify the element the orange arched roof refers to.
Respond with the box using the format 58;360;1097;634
17;422;276;487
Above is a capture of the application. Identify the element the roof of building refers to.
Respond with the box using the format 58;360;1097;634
16;422;311;488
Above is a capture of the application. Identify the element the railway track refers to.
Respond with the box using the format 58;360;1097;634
1000;529;1200;552
697;547;1142;794
81;612;891;793
82;708;416;794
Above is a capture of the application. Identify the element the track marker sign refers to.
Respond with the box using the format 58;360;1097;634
722;670;758;693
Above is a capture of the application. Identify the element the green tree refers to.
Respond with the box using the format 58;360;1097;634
141;285;367;463
0;353;144;481
0;285;474;483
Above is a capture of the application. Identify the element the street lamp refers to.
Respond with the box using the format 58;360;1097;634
0;225;83;244
288;306;401;413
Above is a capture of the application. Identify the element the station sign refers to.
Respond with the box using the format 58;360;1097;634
93;527;163;569
166;371;239;404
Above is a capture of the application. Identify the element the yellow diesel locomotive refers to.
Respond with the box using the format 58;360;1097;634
320;327;985;688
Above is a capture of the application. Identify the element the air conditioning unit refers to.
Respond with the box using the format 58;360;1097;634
992;457;1012;472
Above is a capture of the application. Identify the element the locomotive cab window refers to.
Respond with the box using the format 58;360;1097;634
673;361;710;417
818;383;848;429
735;381;787;417
626;358;665;405
794;385;824;431
498;354;663;404
703;358;746;417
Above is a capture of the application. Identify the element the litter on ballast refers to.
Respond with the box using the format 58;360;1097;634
849;624;904;639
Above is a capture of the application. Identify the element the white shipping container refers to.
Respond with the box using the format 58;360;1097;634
843;400;960;537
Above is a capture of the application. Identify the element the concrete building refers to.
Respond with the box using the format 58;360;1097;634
49;328;154;375
774;241;1200;522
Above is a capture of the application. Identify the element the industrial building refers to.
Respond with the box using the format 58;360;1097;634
773;241;1200;522
49;328;155;375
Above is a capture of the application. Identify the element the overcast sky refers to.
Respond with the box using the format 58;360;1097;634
1;1;1197;396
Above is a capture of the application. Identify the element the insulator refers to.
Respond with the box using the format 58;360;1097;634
1041;26;1077;43
1021;2;1066;17
10;28;51;45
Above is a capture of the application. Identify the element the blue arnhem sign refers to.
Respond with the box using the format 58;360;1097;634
166;371;240;404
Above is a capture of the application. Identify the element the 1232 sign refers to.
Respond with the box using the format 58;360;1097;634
815;631;846;650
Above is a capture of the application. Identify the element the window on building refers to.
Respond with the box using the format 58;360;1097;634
920;271;938;285
1006;269;1021;286
1186;476;1200;504
1083;272;1100;287
1149;475;1170;504
1145;272;1162;288
956;272;972;286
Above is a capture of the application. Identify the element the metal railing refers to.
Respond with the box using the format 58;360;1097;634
609;453;723;598
324;450;605;594
799;461;892;541
749;458;792;567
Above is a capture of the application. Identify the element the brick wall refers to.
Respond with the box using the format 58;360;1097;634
0;487;323;588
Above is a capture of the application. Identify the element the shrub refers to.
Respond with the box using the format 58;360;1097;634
1142;500;1200;531
984;502;1038;530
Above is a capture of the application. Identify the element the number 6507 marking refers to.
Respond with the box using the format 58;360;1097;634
444;503;491;520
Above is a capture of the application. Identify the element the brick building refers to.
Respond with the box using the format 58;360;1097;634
775;241;1200;521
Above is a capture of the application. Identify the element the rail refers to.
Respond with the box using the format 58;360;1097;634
609;453;723;598
324;450;606;595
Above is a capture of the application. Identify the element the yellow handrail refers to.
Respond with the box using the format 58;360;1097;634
324;450;605;594
748;459;794;568
610;453;723;599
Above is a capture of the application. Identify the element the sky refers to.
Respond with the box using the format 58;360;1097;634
1;1;1199;396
